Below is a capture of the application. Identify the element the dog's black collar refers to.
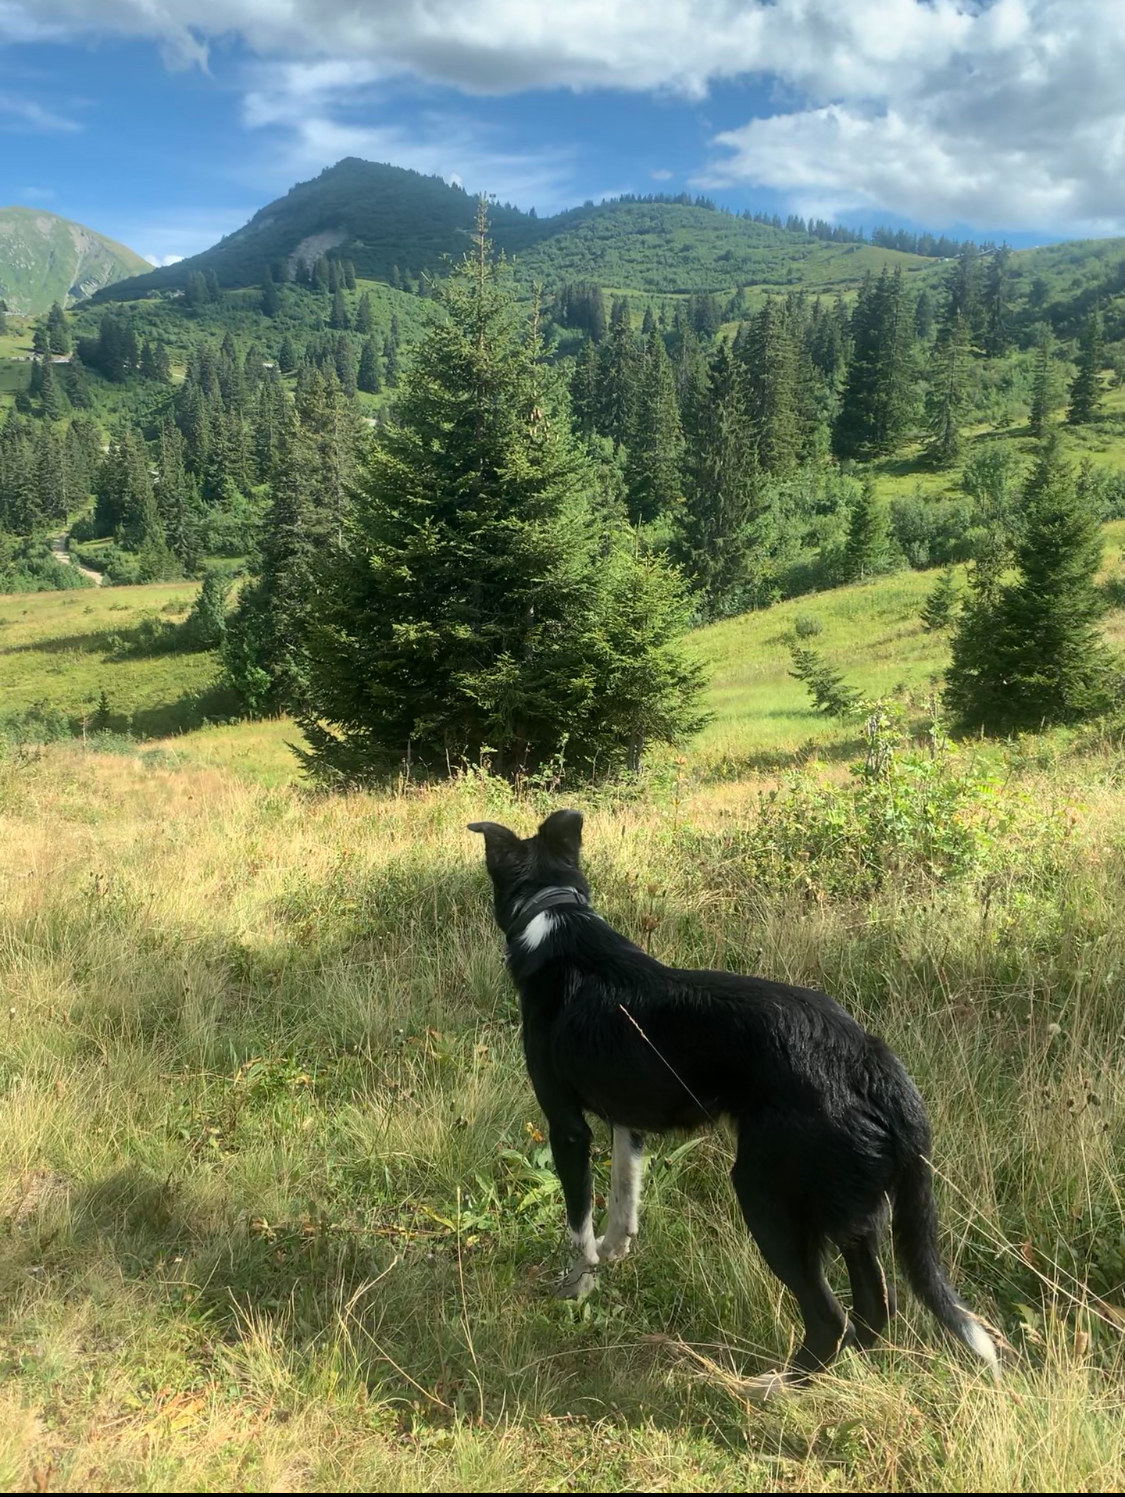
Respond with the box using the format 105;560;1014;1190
505;885;591;942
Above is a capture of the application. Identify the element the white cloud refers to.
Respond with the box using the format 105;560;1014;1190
6;2;1125;230
0;89;80;131
650;168;673;182
242;60;577;211
143;252;184;266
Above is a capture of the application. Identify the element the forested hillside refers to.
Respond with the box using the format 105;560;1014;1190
5;157;1125;744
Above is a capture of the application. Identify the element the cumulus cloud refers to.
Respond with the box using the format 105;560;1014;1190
143;253;184;266
242;60;577;211
5;1;1125;230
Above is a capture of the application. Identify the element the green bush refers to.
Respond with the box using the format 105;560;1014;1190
687;716;1042;899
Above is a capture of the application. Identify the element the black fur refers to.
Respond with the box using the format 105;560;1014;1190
470;809;999;1388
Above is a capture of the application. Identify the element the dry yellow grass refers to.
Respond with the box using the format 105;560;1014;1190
1;737;1124;1491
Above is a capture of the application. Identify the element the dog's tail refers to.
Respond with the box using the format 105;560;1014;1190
891;1150;1001;1381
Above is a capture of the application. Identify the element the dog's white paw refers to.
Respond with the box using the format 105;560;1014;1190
595;1233;632;1263
555;1263;598;1300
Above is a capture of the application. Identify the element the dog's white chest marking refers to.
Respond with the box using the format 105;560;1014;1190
520;911;556;951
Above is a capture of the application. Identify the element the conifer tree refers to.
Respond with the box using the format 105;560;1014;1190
920;566;960;631
330;286;350;330
982;245;1012;358
834;269;915;459
155;421;202;571
1029;327;1056;436
223;417;328;715
357;336;382;393
924;311;970;467
672;341;761;620
1068;310;1103;425
946;440;1116;731
261;271;281;318
595;306;639;448
296;207;703;781
356;291;375;334
569;337;600;434
46;301;70;355
0;299;7;337
278;334;299;373
843;477;895;582
625;327;683;522
64;353;93;409
37;359;67;422
344;260;357;291
739;299;801;475
383;334;400;387
334;334;357;398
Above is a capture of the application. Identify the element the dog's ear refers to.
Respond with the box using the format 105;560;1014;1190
537;808;583;862
467;821;520;859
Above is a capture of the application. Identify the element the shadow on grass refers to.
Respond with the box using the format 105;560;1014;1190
127;683;245;740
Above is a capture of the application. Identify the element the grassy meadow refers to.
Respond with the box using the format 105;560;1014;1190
3;560;1125;1491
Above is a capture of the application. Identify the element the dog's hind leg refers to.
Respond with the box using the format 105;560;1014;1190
598;1128;644;1263
731;1151;849;1394
547;1111;599;1299
840;1226;895;1350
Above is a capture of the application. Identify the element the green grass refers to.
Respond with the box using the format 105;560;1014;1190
4;546;1125;1487
2;723;1125;1489
0;583;234;738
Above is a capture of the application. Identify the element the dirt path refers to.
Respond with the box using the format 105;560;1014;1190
51;531;104;585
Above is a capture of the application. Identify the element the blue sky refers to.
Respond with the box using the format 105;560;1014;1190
2;2;1125;264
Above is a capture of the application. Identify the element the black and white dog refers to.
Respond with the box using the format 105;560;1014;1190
470;808;999;1393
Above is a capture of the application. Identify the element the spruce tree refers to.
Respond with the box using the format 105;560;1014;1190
672;341;760;620
843;477;895;582
946;440;1116;731
834;269;915;459
924;311;970;467
595;306;640;449
740;299;801;475
223;417;320;715
278;334;299;373
330;287;350;330
357;336;382;393
296;207;703;781
625;327;683;523
1029;327;1056;437
37;360;67;422
356;291;375;335
920;567;960;631
261;271;281;318
1068;311;1103;425
0;299;7;337
46;301;70;355
982;245;1012;359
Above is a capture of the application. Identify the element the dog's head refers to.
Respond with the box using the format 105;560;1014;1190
468;809;588;933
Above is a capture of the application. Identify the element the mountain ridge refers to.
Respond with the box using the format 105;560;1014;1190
0;207;150;315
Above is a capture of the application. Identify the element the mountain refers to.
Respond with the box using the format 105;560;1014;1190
0;208;151;315
95;158;933;307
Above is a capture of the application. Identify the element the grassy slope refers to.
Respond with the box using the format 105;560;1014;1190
3;610;1125;1488
0;207;150;315
4;425;1125;1489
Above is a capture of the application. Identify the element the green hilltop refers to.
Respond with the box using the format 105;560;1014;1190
94;157;934;307
0;206;150;315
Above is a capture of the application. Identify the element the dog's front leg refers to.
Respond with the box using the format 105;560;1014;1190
548;1112;598;1299
598;1127;644;1262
